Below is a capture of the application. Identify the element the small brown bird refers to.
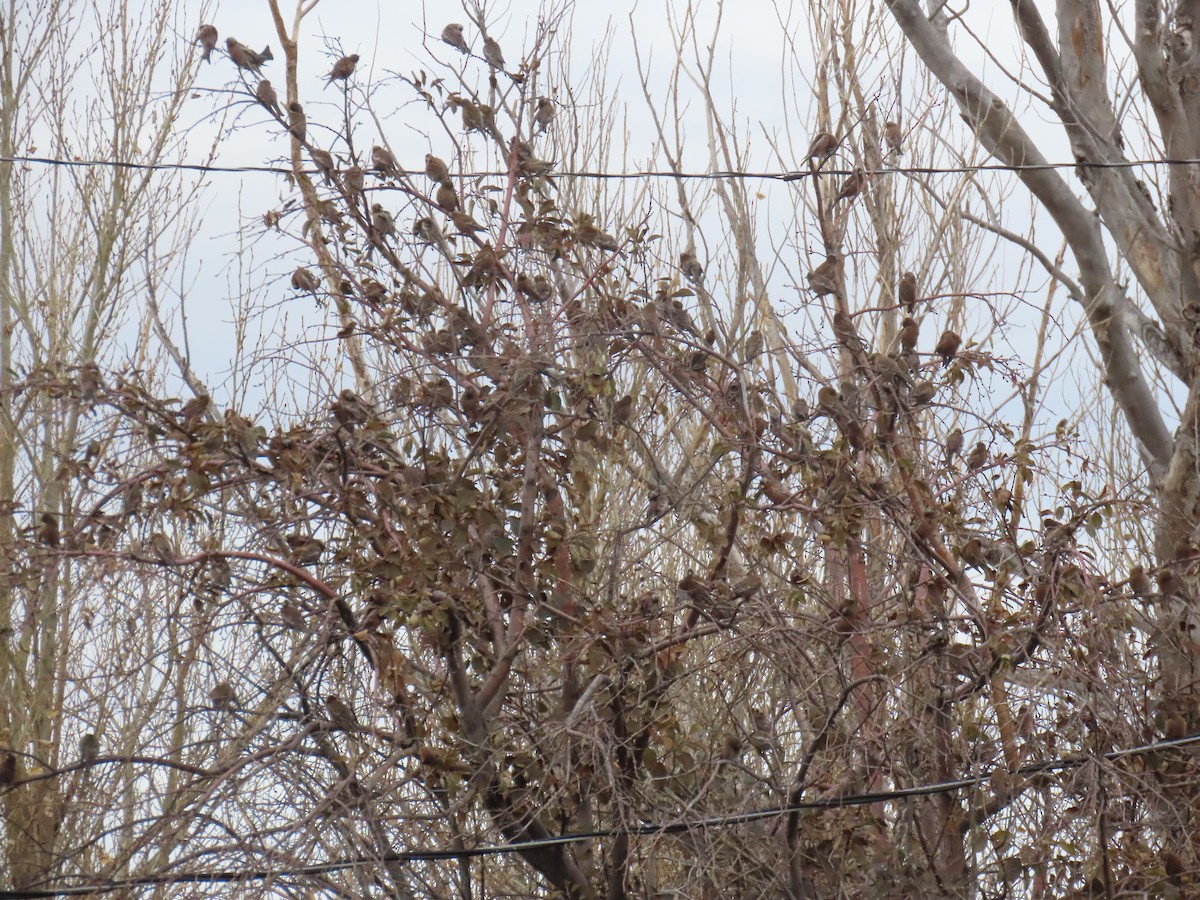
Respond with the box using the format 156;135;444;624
909;379;936;405
0;752;15;786
451;210;485;235
79;361;102;402
281;602;307;630
535;97;556;131
291;267;320;292
441;23;469;53
807;254;842;297
935;329;962;366
209;681;238;710
899;271;918;313
325;54;359;88
884;120;903;155
196;24;218;63
413;216;442;244
747;709;774;753
899;316;919;353
944;428;964;465
371;204;396;240
482;36;505;69
966;441;988;471
425;153;449;181
834;167;867;203
831;310;863;353
1128;565;1153;598
1165;713;1188;741
310;148;335;184
530;274;554;302
680;251;704;282
435;179;459;213
576;220;619;251
225;38;273;73
806;131;839;162
38;513;59;547
325;694;360;730
80;733;99;765
255;79;282;117
287;102;306;143
343;164;364;196
371;144;398;177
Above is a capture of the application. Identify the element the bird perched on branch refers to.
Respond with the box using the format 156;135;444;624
535;97;556;132
899;316;919;353
196;25;218;63
482;36;505;69
80;733;99;765
884;120;903;156
435;180;459;213
209;681;238;710
325;54;359;88
425;153;449;182
325;694;360;731
371;204;396;243
966;441;988;471
944;428;964;465
343;164;364;197
371;145;398;178
935;329;962;367
899;271;918;313
291;267;320;292
37;513;59;547
441;23;469;53
255;79;281;117
310;148;335;184
835;167;867;204
807;131;839;163
807;254;842;297
680;250;704;282
226;38;272;73
287;102;306;143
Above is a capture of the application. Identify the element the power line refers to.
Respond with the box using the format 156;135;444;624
2;731;1197;898
1;153;1198;183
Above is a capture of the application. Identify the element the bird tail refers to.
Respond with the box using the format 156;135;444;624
201;49;212;62
260;46;274;62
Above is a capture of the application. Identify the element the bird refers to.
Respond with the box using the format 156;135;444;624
371;145;398;177
482;36;505;69
534;97;556;131
806;131;839;162
79;361;102;402
37;513;59;547
310;148;335;184
371;204;396;241
944;428;964;465
530;274;554;302
281;602;307;630
413;216;443;244
332;389;373;426
425;153;449;181
807;254;842;296
441;23;469;53
325;54;359;88
325;694;360;730
834;167;867;203
0;752;15;786
287;102;306;143
747;709;774;753
196;25;218;63
909;379;936;405
966;441;988;471
291;267;320;292
899;271;918;313
451;210;485;235
576;220;619;251
831;311;864;355
343;164;364;196
435;179;459;213
884;120;903;155
225;38;273;73
899;316;919;353
80;733;99;765
680;251;704;282
255;79;282;117
1128;565;1153;598
934;329;962;366
209;681;238;710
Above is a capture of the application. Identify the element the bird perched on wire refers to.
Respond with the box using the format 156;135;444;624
482;36;505;69
680;250;704;282
935;328;962;367
287;102;306;143
325;694;360;731
535;97;556;132
806;131;839;163
196;24;218;63
441;23;469;53
884;120;903;156
371;144;399;178
834;167;867;204
255;79;282;117
807;254;842;297
226;38;273;73
325;54;359;88
899;271;918;313
425;153;449;182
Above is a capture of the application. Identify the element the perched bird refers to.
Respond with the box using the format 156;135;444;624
310;148;336;184
287;102;306;143
451;210;485;235
807;254;842;297
834;167;867;203
944;428;964;465
534;96;556;131
482;36;505;69
899;271;918;313
285;533;325;565
371;204;396;240
196;24;218;63
576;220;620;251
748;709;774;753
325;54;359;88
0;752;15;786
343;164;364;196
884;120;903;155
1128;565;1153;599
441;23;469;53
425;153;449;181
210;681;239;710
435;179;459;213
255;79;282;117
680;251;704;282
806;131;839;162
909;379;936;405
226;38;273;73
371;144;398;177
80;733;99;765
530;274;554;302
79;361;102;402
413;216;444;244
935;329;962;367
899;316;919;353
325;694;360;731
38;513;59;547
332;389;373;426
291;267;320;292
281;602;307;630
966;441;988;471
831;310;864;353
